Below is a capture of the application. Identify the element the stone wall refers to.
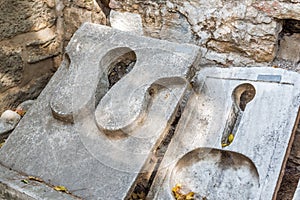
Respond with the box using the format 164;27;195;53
0;0;299;112
110;0;300;68
0;0;107;113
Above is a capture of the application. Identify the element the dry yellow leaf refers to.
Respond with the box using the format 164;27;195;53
15;108;26;117
228;133;234;143
0;141;5;148
222;133;234;148
54;185;68;192
28;176;43;182
221;143;228;148
172;183;181;192
186;192;195;200
172;183;195;200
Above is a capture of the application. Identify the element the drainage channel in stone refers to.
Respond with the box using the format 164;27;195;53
125;91;190;200
221;83;255;147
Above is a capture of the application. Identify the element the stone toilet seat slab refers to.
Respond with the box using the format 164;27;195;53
0;23;299;200
148;67;300;200
0;23;200;199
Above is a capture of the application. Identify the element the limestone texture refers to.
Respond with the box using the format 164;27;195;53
0;0;56;40
0;0;300;199
111;0;300;66
0;0;107;114
0;46;23;93
0;24;200;200
0;110;20;138
277;34;300;64
110;10;143;34
148;67;300;200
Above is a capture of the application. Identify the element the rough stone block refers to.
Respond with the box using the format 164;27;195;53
0;110;21;137
63;6;106;40
0;0;56;40
110;10;143;35
0;46;23;92
148;67;300;200
0;23;200;199
277;33;300;64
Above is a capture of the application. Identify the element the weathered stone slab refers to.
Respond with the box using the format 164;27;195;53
0;110;21;139
148;67;300;200
110;10;143;35
0;164;78;200
0;23;200;199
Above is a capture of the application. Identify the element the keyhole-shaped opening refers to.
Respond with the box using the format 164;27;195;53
95;47;137;107
233;83;256;111
108;51;136;88
221;83;256;147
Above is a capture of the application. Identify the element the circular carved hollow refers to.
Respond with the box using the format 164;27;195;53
170;148;259;199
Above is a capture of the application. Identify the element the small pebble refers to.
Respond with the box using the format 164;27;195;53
0;110;21;135
1;110;21;125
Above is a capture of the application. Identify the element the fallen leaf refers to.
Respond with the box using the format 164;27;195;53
222;133;234;148
54;185;68;192
221;143;228;148
228;133;234;143
0;141;5;148
15;108;26;117
28;176;43;182
172;183;195;200
186;192;195;200
21;179;29;184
